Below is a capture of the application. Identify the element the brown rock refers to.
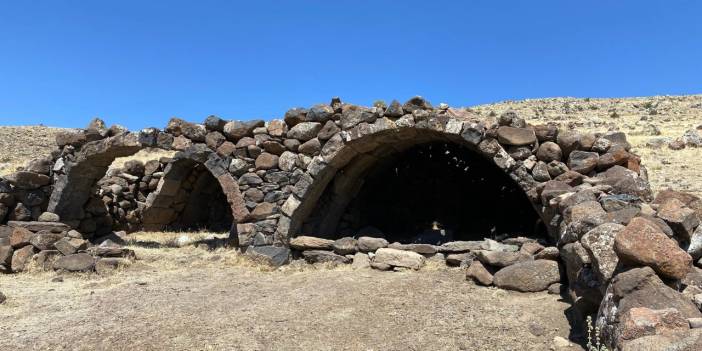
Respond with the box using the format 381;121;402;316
618;307;690;347
11;245;36;272
289;236;334;250
29;231;64;250
9;227;33;248
332;237;358;255
534;247;560;260
657;198;699;241
466;261;493;286
54;237;88;256
475;250;531;268
493;260;561;292
53;253;96;272
497;126;536;146
302;250;350;264
519;242;545;255
373;248;425;270
254;152;279;170
597;148;629;170
568;151;599;174
614;217;692;280
536;141;563;162
0;245;12;265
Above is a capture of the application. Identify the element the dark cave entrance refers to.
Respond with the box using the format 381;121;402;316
302;141;547;244
167;163;233;232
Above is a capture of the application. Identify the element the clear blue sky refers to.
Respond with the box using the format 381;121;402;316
1;1;700;130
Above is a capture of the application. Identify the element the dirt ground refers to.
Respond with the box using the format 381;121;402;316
1;233;582;351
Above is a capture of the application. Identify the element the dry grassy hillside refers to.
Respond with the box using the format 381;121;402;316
0;126;69;175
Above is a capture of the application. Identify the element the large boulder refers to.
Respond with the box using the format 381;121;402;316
465;260;493;286
497;126;536;146
289;236;334;250
581;223;624;284
357;236;389;252
596;266;702;348
475;250;531;268
492;260;561;292
286;122;322;141
52;253;96;272
614;217;692;280
332;237;357;255
656;198;699;242
536;141;563;162
302;250;350;264
568;151;599;174
373;248;425;270
165;118;206;142
617;307;691;348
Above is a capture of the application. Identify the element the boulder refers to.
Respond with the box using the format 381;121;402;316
657;198;699;242
614;217;693;280
11;245;36;272
568;151;599;174
9;227;33;248
52;253;96;272
245;245;290;267
620;330;702;351
351;252;370;269
597;266;702;348
536;142;563;162
534;247;560;260
332;237;358;255
37;212;60;222
29;231;64;250
475;250;531;268
617;307;690;348
302;250;350;264
0;245;12;265
287;122;322;141
581;223;624;284
54;237;88;256
223;120;264;141
465;261;493;286
387;242;437;255
438;241;484;253
497;126;536;146
446;252;474;266
357;236;389;252
4;171;51;189
7;221;71;233
290;236;334;250
254;153;279;170
492;260;561;292
373;248;425;270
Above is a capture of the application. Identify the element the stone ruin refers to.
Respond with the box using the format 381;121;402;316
1;96;702;348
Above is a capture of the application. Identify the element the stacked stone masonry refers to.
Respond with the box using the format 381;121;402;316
1;97;702;349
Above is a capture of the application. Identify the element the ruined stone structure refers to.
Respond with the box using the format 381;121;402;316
1;96;702;348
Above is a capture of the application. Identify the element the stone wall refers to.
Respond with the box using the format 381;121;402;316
1;96;702;348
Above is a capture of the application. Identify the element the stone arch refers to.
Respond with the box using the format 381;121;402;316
47;131;248;237
276;113;549;244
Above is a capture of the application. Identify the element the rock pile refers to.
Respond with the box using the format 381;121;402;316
0;220;135;274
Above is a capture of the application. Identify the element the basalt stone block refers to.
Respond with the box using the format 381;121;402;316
53;253;96;272
11;245;37;272
497;126;536;146
287;122;322;141
568;151;599;174
536;141;563;162
657;198;699;242
614;217;692;280
373;248;425;270
493;260;561;292
4;171;51;190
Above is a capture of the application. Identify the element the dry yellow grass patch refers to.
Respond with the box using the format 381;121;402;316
108;147;176;170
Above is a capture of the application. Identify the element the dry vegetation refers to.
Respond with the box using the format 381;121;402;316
0;125;69;175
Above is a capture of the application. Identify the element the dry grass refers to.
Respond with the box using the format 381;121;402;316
0;125;69;175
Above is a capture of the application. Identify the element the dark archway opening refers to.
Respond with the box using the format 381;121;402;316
303;141;547;244
168;164;233;232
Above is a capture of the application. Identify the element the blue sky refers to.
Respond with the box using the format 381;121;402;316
0;1;700;130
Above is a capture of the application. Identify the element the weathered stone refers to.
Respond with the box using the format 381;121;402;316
245;245;290;267
536;142;563;162
373;248;425;270
11;245;37;272
223;120;264;141
657;198;699;242
534;247;560;260
33;250;61;270
8;221;71;233
254;153;278;170
302;250;350;264
250;202;276;220
475;250;531;268
497;126;536;146
298;138;321;156
357;236;389;252
10;227;33;248
54;237;88;256
533;124;558;142
95;257;130;274
289;236;334;250
466;261;493;286
597;148;629;170
581;223;624;284
387;242;437;255
0;245;12;265
384;100;404;117
519;242;544;255
617;307;690;347
351;252;370;269
306;104;334;123
29;231;64;250
402;96;432;113
438;241;484;253
568;151;599;174
493;260;561;292
166;118;206;142
620;330;702;351
614;217;692;280
557;132;581;157
204;115;226;132
266;119;288;137
4;171;51;189
37;212;60;222
51;253;95;272
445;252;474;266
332;237;357;255
287;122;322;141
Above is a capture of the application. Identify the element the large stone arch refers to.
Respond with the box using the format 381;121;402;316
275;111;553;244
47;130;248;236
